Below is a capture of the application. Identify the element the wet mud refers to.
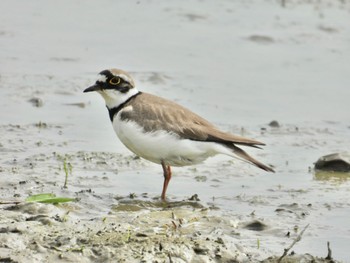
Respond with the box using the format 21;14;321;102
1;0;349;262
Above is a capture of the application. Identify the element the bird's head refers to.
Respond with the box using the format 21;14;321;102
84;69;138;108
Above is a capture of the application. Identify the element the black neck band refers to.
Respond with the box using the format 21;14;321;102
107;92;142;122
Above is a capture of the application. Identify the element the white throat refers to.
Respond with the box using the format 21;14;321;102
99;88;140;109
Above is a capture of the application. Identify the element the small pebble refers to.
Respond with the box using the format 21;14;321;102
268;120;280;128
28;97;43;107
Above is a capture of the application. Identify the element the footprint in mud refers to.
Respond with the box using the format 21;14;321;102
112;194;205;212
247;35;275;44
182;13;208;22
147;72;171;85
275;203;311;218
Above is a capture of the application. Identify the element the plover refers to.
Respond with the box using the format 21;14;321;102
84;69;274;200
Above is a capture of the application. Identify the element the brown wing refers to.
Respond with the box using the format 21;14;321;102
120;93;264;148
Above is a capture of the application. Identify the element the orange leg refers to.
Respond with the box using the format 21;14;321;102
161;161;172;200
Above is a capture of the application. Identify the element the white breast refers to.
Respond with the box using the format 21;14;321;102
112;108;230;167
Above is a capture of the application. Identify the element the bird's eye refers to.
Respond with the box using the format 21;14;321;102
109;77;121;85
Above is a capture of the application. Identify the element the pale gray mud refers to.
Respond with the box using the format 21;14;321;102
0;79;348;262
1;0;349;262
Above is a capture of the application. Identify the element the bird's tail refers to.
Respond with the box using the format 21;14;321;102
230;144;275;172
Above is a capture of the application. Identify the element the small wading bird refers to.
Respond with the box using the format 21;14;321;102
84;69;274;200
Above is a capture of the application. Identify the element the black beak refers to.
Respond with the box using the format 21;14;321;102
84;84;101;93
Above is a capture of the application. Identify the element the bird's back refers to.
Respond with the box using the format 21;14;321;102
119;92;264;148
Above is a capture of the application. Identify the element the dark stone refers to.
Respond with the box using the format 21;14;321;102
268;120;280;128
314;153;350;172
28;97;43;107
244;220;267;231
193;246;209;255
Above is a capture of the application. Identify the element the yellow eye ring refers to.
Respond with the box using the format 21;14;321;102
109;77;121;85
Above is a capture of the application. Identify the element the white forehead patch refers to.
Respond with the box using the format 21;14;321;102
97;74;107;83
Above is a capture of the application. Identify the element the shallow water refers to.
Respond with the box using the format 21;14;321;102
1;0;349;262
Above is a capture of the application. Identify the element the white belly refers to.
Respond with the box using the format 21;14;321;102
112;114;229;167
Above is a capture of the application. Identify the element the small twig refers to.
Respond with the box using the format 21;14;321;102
0;200;22;205
325;241;333;261
171;221;177;230
63;157;72;189
278;224;310;263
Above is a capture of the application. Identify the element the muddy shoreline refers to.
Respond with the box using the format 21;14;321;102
1;0;349;261
0;126;347;262
0;190;340;263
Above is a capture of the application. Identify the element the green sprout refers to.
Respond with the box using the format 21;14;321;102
63;156;73;189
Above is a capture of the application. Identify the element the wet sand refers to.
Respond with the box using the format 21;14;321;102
1;0;349;262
